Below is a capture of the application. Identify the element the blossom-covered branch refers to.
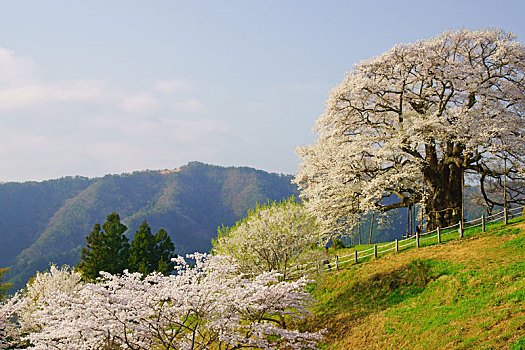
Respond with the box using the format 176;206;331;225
295;28;525;231
1;256;323;349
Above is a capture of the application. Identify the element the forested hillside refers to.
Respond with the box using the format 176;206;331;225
0;162;299;290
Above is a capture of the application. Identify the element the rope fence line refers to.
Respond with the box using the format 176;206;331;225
288;205;524;277
377;242;395;254
420;233;439;242
466;222;482;230
398;240;415;249
465;217;482;225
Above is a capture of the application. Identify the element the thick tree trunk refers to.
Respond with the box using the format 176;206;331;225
358;217;361;245
423;142;464;231
424;173;462;230
369;211;374;244
406;206;410;238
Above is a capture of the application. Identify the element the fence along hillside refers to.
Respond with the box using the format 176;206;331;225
291;206;524;277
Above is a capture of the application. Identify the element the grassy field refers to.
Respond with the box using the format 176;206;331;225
302;216;525;349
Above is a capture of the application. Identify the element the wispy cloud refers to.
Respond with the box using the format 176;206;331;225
0;46;230;181
0;80;108;110
0;47;205;115
121;93;162;114
172;99;205;113
0;46;36;86
154;80;187;94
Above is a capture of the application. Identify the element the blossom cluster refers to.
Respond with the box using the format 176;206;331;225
295;28;525;231
213;198;325;280
0;256;323;349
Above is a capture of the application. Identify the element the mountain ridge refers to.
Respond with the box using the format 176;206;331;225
1;162;299;290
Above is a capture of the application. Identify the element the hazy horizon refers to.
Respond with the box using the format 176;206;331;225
0;160;297;184
1;0;524;182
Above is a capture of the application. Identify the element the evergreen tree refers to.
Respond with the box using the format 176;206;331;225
78;223;104;281
129;221;156;275
100;212;129;275
78;212;129;281
129;224;177;276
153;228;176;275
79;214;176;279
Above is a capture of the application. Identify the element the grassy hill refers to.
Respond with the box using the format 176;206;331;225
304;216;525;349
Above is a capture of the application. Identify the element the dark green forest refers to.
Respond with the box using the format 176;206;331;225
78;213;177;280
0;162;299;290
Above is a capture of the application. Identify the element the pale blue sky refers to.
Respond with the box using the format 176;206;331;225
1;0;524;182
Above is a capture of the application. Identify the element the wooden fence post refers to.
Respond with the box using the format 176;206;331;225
416;231;420;248
354;250;358;264
395;239;398;252
504;208;508;225
459;221;464;239
437;226;441;244
481;215;485;232
335;255;339;270
374;244;378;258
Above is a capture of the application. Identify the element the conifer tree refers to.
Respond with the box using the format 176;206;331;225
153;228;176;275
78;212;129;281
129;221;156;275
78;223;104;281
129;224;176;275
100;212;129;275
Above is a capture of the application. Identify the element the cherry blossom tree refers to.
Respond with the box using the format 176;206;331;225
2;255;323;349
0;265;83;348
0;294;19;348
213;198;324;280
295;28;525;231
17;265;83;334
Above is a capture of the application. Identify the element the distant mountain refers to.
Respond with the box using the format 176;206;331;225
0;162;299;290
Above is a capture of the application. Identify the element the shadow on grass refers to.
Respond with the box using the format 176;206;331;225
311;258;445;335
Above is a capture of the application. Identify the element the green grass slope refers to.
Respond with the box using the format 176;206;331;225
305;217;525;349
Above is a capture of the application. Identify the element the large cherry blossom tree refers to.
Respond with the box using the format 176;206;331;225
295;28;525;231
